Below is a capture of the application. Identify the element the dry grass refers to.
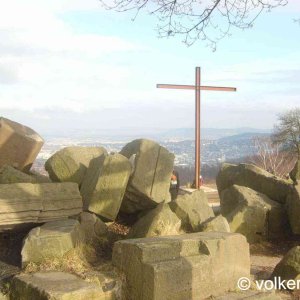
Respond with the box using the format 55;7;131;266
23;234;121;279
24;243;97;278
23;241;123;296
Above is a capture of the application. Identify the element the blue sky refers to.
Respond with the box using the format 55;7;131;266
0;0;299;135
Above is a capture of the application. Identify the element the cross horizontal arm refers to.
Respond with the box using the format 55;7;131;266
157;84;236;92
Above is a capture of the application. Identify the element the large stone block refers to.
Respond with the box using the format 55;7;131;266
290;160;300;183
221;185;288;243
28;170;52;183
0;165;50;184
113;232;250;300
21;219;83;266
201;215;230;233
127;203;181;238
45;146;107;186
120;139;174;213
169;190;214;232
286;183;300;234
80;153;131;220
0;261;19;297
272;246;300;281
78;212;108;243
0;117;44;172
10;272;113;300
216;163;292;204
0;182;82;231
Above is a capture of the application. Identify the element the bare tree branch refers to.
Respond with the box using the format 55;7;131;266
272;107;300;159
99;0;288;47
250;136;296;178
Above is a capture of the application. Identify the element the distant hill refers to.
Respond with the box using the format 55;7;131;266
41;127;272;142
217;132;270;143
160;127;271;140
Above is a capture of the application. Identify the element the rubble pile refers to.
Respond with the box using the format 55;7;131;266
2;117;299;299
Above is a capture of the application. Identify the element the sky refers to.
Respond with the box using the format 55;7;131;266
0;0;300;136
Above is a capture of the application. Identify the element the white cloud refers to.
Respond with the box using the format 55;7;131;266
281;0;300;13
38;0;104;12
0;0;299;132
0;0;143;112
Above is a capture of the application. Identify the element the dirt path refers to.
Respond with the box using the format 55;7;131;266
250;240;300;300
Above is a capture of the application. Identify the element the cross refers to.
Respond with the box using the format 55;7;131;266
157;67;236;189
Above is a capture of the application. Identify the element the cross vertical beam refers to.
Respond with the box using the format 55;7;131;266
157;67;236;190
195;67;201;189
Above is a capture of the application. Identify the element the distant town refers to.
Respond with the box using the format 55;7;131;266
33;128;270;183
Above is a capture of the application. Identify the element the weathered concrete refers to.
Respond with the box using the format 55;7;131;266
127;203;181;238
45;146;107;186
0;182;82;231
272;246;300;281
0;117;44;172
201;215;230;233
169;190;214;232
290;160;300;183
221;185;288;243
78;212;108;242
80;153;131;220
21;219;83;266
10;272;113;300
286;183;300;234
0;165;50;184
113;232;250;300
216;163;292;204
120;139;174;213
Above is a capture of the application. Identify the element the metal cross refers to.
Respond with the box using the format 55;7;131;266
157;67;236;189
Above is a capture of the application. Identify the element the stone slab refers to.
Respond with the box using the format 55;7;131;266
127;203;181;238
272;245;300;281
78;212;108;242
45;146;107;186
216;163;292;204
10;272;113;300
169;190;214;232
286;183;300;234
21;219;83;266
120;139;174;213
221;185;288;243
201;215;230;233
113;232;250;300
290;160;300;183
0;182;82;231
80;153;131;220
0;165;50;184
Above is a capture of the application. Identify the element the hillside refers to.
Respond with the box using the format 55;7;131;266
160;127;271;140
